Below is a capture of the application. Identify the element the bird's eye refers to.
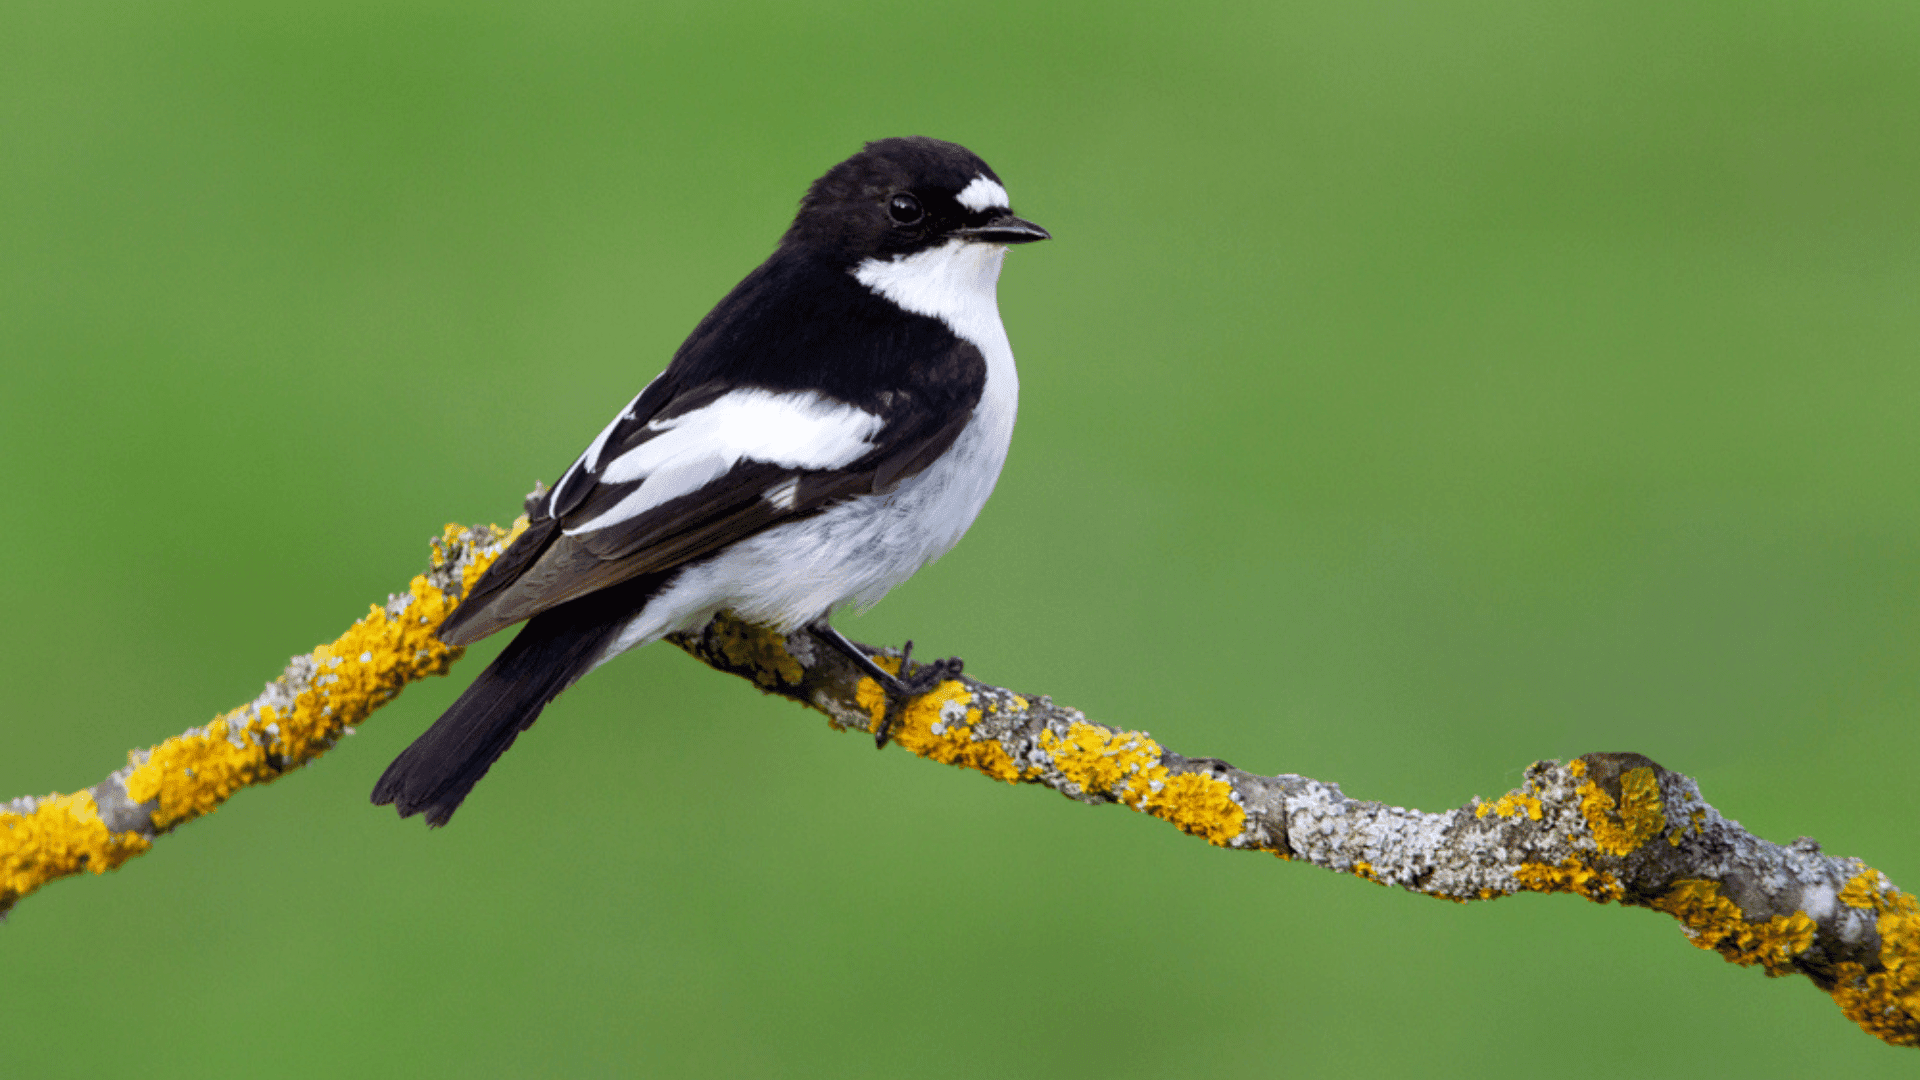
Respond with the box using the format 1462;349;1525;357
888;193;924;225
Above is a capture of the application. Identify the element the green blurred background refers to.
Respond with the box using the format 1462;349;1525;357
4;0;1917;1074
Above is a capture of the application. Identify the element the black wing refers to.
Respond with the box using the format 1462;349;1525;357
439;251;985;646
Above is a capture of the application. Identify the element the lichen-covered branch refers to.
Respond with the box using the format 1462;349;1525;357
1;522;524;920
2;523;1915;1048
675;616;1919;1050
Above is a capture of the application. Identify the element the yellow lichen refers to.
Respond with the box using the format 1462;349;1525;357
854;678;887;727
122;544;495;829
1651;879;1817;977
712;618;806;688
1036;721;1168;804
1030;721;1245;846
1474;790;1544;821
2;521;520;910
887;680;1021;783
1840;868;1888;911
124;716;272;828
1578;765;1666;856
0;792;152;904
1140;771;1246;847
1828;868;1920;1047
852;656;905;730
1514;857;1624;903
1352;860;1383;885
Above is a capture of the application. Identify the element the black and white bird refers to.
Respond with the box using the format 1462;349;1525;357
372;137;1048;826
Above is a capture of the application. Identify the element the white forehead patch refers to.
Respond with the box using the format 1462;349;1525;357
955;175;1010;212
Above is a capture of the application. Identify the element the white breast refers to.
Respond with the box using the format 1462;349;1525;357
594;239;1021;665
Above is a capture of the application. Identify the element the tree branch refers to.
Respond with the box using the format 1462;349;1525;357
2;523;1915;1048
1;522;521;919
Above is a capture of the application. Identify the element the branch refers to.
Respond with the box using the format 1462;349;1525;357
3;523;1915;1049
1;522;522;918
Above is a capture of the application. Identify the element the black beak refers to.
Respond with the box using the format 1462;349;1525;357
952;213;1051;245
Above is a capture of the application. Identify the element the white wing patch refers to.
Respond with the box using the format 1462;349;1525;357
564;389;883;535
955;175;1011;212
763;476;800;510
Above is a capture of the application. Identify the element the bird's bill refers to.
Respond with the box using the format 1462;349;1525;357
952;214;1051;244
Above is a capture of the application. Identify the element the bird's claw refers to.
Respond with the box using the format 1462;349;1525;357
872;642;964;749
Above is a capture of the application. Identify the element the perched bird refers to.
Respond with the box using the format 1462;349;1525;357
372;137;1049;826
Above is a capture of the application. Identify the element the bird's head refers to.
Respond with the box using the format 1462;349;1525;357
784;137;1049;264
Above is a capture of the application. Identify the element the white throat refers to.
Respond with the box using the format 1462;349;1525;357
848;235;1020;594
852;240;1010;352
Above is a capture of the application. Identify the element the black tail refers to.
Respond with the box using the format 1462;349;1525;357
371;602;625;827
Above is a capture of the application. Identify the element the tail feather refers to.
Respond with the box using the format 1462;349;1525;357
371;604;623;827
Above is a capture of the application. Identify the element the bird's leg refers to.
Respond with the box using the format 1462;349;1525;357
809;621;909;690
807;621;964;748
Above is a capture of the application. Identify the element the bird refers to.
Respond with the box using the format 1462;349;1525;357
371;136;1049;826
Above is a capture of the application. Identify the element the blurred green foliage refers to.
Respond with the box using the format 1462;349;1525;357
3;1;1917;1074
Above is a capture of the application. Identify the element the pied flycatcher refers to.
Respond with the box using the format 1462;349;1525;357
372;137;1048;826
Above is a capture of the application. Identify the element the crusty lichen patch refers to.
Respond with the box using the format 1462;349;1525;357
849;675;1248;843
884;679;1022;783
1574;762;1667;856
1652;879;1818;977
1829;868;1920;1047
1475;789;1544;821
712;618;806;689
1030;721;1246;846
852;657;903;728
124;716;274;829
1514;857;1623;903
1035;721;1164;803
1142;771;1246;847
0;521;521;914
1839;867;1890;912
0;792;152;901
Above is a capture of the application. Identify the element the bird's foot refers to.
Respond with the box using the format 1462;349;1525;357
803;622;964;749
872;641;965;748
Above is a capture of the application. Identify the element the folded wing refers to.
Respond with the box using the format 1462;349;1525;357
439;358;979;646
